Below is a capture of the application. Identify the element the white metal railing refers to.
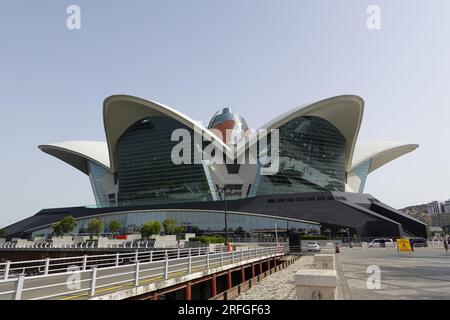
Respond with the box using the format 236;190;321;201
0;240;159;249
0;246;285;300
0;246;221;279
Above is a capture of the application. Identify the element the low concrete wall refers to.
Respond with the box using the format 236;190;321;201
314;254;335;270
295;269;338;300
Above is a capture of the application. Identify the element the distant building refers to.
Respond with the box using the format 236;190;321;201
444;200;450;213
427;201;442;214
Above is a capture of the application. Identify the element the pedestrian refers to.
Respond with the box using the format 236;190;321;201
444;239;448;253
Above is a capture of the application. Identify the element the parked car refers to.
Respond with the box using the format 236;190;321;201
368;238;394;248
409;238;428;248
307;242;321;252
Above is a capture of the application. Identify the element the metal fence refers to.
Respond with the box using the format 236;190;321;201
0;246;224;279
0;246;285;300
0;240;159;250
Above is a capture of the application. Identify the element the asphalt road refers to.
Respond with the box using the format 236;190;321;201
336;247;450;300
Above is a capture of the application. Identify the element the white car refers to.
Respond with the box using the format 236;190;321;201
368;238;394;248
307;242;321;252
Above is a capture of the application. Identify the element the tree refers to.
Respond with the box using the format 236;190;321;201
87;218;103;236
52;222;62;236
140;221;161;239
52;215;77;236
162;219;177;235
173;225;184;234
108;220;122;235
235;226;245;236
0;227;5;238
191;226;199;234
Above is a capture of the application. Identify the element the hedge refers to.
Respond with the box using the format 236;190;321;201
189;236;226;244
300;235;329;240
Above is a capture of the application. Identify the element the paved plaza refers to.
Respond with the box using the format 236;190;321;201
336;247;450;300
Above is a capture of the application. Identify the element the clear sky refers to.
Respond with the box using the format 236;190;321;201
1;0;449;226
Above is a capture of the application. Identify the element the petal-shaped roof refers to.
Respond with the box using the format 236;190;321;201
103;95;231;172
260;95;364;171
38;141;110;175
350;141;419;174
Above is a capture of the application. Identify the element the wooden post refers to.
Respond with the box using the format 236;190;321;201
267;259;271;273
241;266;245;282
211;274;217;297
227;270;232;289
259;260;263;274
251;263;255;278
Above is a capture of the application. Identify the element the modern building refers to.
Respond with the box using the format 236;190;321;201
3;94;427;239
427;201;443;214
444;200;450;213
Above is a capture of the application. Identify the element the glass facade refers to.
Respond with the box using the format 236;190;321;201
351;160;371;193
30;210;319;237
88;161;113;207
117;116;213;206
256;116;346;195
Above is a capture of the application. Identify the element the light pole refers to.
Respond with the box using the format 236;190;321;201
217;186;233;245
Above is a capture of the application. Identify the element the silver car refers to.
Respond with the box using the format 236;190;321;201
368;238;394;248
307;242;321;252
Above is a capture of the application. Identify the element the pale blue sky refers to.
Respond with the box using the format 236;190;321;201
1;0;449;226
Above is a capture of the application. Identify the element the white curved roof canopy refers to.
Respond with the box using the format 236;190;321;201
38;141;111;175
260;95;364;171
103;95;231;172
350;141;419;174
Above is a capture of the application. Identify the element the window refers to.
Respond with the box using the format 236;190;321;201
256;116;346;196
117;116;212;206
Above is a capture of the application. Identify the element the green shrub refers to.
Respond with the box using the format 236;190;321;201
52;215;77;236
189;236;225;244
300;235;328;240
108;220;122;234
87;218;103;235
140;221;161;239
162;219;177;235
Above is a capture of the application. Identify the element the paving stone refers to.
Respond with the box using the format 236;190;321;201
235;256;314;300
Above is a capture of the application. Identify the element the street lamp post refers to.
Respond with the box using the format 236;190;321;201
224;188;228;245
217;187;233;245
